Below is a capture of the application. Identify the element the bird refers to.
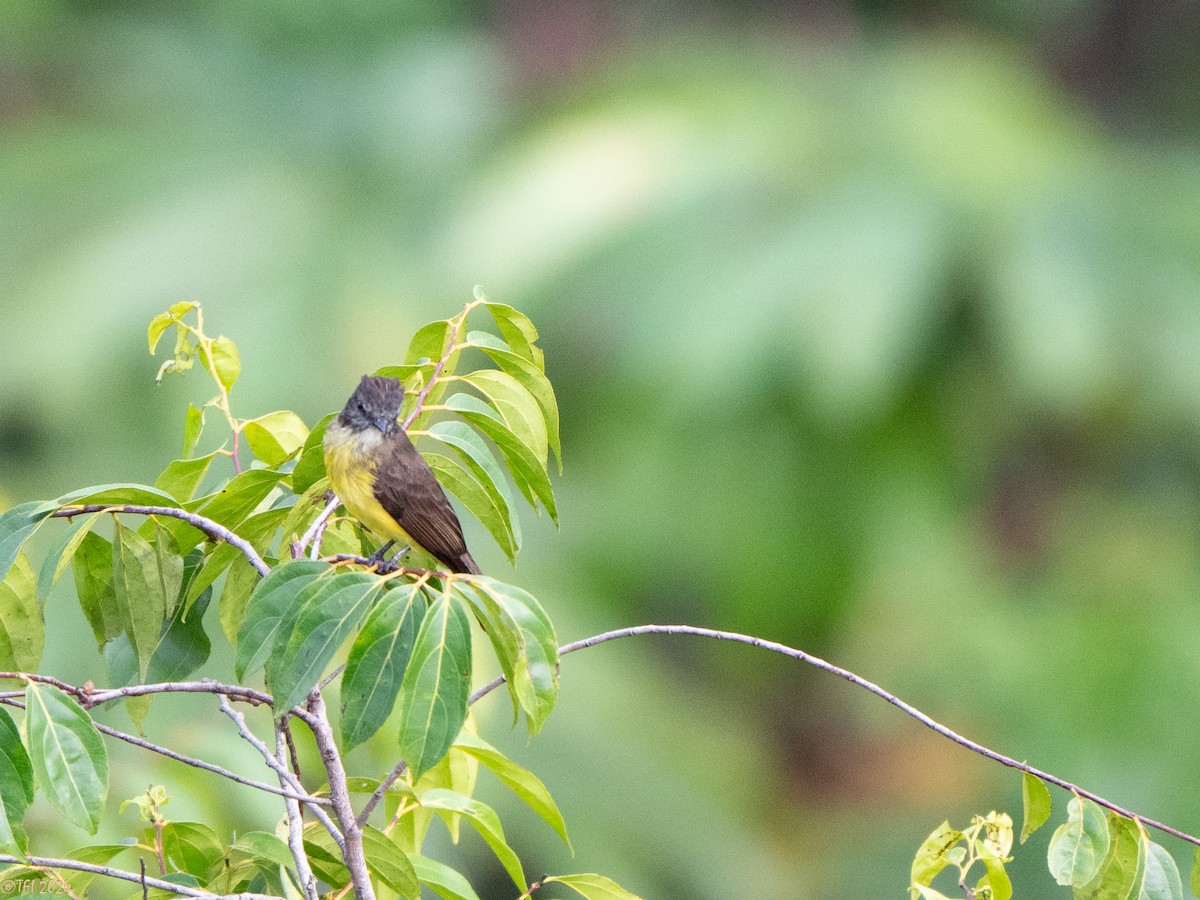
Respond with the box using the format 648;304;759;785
323;374;481;574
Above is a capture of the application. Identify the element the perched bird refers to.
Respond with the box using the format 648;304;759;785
323;375;481;574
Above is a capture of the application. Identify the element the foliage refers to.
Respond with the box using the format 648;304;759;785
911;786;1192;900
0;300;637;900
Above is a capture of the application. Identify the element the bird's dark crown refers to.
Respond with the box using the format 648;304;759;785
339;375;405;434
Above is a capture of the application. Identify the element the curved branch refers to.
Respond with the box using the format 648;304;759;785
0;852;277;900
469;624;1200;850
52;505;269;577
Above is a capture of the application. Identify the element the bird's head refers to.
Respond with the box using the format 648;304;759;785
339;375;405;436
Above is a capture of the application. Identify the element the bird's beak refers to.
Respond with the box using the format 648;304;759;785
373;415;396;435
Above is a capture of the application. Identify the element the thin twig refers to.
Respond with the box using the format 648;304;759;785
469;624;1200;850
84;678;273;709
217;696;343;849
401;300;476;431
355;759;408;828
298;496;340;560
0;853;279;900
51;505;269;577
276;726;319;900
305;690;375;900
91;721;330;806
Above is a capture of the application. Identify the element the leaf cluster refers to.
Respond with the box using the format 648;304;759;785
0;299;640;900
911;774;1195;900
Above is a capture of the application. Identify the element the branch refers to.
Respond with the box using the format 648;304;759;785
305;690;375;900
52;505;269;577
294;495;339;560
0;853;278;900
355;759;407;828
469;624;1200;850
83;678;273;709
276;726;319;900
92;720;331;807
217;696;344;849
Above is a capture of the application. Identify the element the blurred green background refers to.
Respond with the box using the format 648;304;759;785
5;1;1200;897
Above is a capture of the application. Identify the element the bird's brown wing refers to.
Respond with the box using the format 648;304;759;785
373;432;481;574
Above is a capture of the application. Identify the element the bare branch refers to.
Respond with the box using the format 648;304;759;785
305;690;375;900
295;495;339;560
218;696;344;849
92;720;331;807
276;726;319;900
355;759;407;828
0;852;278;900
51;505;269;577
468;623;1200;850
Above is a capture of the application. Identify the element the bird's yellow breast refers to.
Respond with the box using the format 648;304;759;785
323;420;415;546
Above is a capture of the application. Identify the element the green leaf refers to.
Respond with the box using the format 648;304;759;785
444;393;557;523
146;581;211;683
229;831;296;870
0;501;56;582
291;414;334;494
1079;814;1140;900
147;302;197;353
461;370;548;467
244;411;309;467
425;420;521;551
37;511;105;602
418;789;524;890
162;821;224;877
396;593;472;779
235;560;330;680
484;300;544;369
182;403;204;458
361;826;419;899
154;452;220;503
466;578;558;733
0;556;43;673
405;320;453;367
192;467;284;530
1134;836;1184;900
112;521;173;681
269;571;381;713
453;730;571;850
546;873;645;900
0;706;33;854
1192;846;1200;900
1021;772;1052;844
978;857;1012;900
910;821;964;898
190;504;285;613
24;682;108;834
58;844;137;892
1048;796;1110;887
340;583;425;749
426;453;518;563
303;824;349;887
73;531;122;646
410;854;481;900
201;335;241;393
467;330;561;470
56;484;178;508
